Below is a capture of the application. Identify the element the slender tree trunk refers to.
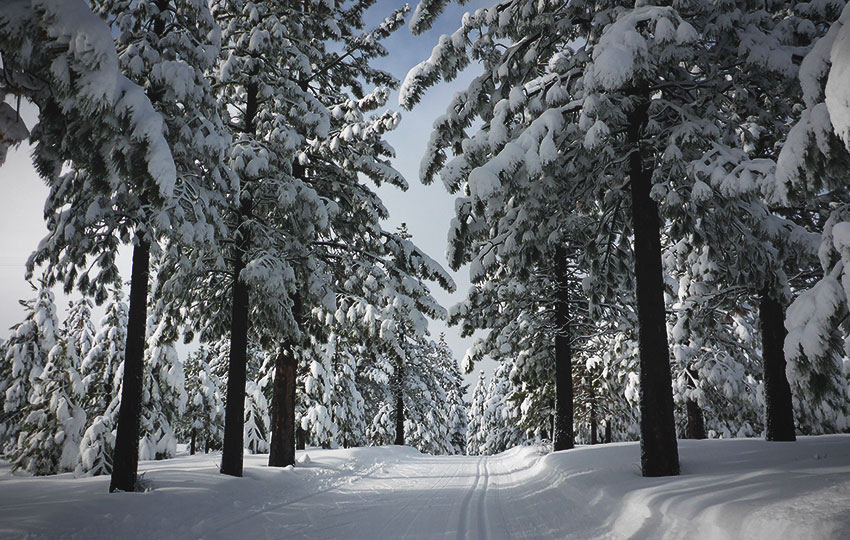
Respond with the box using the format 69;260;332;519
590;402;598;445
109;237;150;493
269;293;301;467
296;427;306;450
190;429;196;455
394;361;404;445
628;89;680;477
221;198;252;477
685;368;707;439
685;400;706;439
760;289;796;441
553;245;575;451
604;420;612;444
221;82;258;478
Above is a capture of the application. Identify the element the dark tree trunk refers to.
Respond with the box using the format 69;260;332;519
590;403;598;445
269;291;300;468
553;246;575;451
296;427;306;450
760;289;796;441
221;82;258;478
685;368;707;439
221;198;252;477
109;237;150;493
604;420;612;444
628;89;680;477
190;429;196;456
394;361;404;445
686;400;706;439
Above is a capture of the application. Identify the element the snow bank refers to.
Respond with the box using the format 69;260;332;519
0;445;421;539
495;436;850;540
0;438;847;539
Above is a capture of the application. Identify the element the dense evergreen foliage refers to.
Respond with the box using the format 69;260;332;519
1;0;850;491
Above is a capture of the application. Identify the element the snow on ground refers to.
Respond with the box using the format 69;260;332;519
0;436;848;539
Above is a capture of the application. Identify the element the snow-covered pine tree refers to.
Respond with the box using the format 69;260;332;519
435;334;467;454
88;0;229;492
206;0;454;471
138;314;187;461
64;297;96;367
79;288;127;420
181;345;225;454
11;330;86;475
477;362;526;455
776;0;850;435
665;244;763;439
2;0;229;491
1;284;60;456
466;370;487;455
76;288;127;477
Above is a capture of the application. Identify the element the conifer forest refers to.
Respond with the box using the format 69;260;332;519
0;0;849;538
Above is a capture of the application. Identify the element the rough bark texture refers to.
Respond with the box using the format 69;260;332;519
220;198;251;477
296;427;306;450
109;238;150;493
394;361;405;445
269;293;301;467
221;82;257;478
269;346;298;466
628;90;680;477
553;246;575;451
686;399;707;440
604;420;612;444
685;368;707;439
760;290;796;441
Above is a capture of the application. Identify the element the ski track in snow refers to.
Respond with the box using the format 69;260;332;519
1;437;850;539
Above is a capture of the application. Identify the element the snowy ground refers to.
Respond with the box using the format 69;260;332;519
1;435;848;539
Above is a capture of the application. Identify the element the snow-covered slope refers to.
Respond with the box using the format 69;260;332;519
0;436;848;539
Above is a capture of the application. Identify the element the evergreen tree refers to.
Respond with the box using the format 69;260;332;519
1;285;60;455
180;345;225;454
76;289;127;477
11;334;86;475
138;315;186;461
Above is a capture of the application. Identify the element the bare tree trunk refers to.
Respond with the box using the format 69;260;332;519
628;88;680;477
686;400;707;439
269;345;298;466
394;360;405;445
109;238;150;493
553;246;575;451
221;198;251;477
220;81;258;478
590;402;598;445
760;289;796;441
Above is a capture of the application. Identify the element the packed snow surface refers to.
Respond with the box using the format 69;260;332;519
1;436;848;539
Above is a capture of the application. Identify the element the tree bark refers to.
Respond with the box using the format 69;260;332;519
685;368;706;439
760;289;796;441
109;237;150;493
604;420;612;444
394;360;405;445
269;293;301;467
190;429;196;456
220;197;251;477
686;400;707;439
553;246;575;451
221;82;258;478
590;402;598;445
296;427;306;450
628;89;680;477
